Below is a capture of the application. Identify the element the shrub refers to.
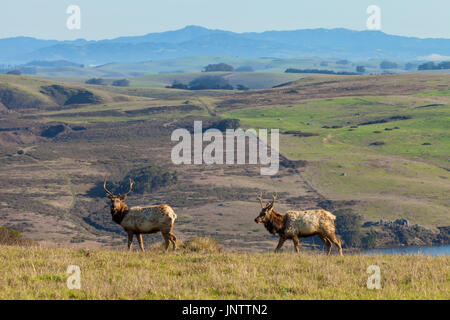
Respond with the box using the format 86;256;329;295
85;78;105;85
167;76;236;90
71;126;86;131
122;166;178;194
203;63;234;72
41;124;66;138
283;131;319;137
188;75;233;90
334;209;363;247
112;79;130;87
438;61;450;69
285;68;357;75
0;226;35;246
418;61;450;70
205;118;240;132
166;81;189;89
362;232;377;249
369;141;385;146
88;165;177;197
236;84;249;90
6;70;21;75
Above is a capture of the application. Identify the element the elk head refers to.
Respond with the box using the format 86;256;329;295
104;178;134;213
254;192;277;223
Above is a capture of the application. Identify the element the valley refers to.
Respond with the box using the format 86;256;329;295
0;73;449;252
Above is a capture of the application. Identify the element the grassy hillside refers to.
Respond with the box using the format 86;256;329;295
43;72;307;90
0;74;132;110
220;77;450;226
14;56;431;78
130;72;306;89
0;73;448;251
0;241;448;300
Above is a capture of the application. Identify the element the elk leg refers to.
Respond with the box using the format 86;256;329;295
328;233;343;256
292;236;300;253
170;233;177;250
325;238;333;256
275;237;286;253
162;232;170;251
127;231;134;251
319;235;332;256
136;233;145;252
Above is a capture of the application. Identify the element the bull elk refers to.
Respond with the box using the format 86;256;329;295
104;179;177;251
254;192;343;255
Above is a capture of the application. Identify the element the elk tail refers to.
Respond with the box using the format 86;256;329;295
322;210;336;220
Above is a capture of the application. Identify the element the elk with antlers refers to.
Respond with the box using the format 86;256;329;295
104;179;178;251
255;192;343;255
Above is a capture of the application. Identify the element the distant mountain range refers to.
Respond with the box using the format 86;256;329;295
1;26;450;65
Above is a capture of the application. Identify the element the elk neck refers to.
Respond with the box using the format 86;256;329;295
264;210;284;235
111;202;129;225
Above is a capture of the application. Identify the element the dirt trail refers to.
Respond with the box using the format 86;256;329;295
196;97;216;116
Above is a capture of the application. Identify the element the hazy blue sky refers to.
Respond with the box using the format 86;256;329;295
1;0;449;40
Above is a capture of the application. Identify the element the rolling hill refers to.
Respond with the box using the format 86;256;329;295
0;73;448;252
7;56;417;79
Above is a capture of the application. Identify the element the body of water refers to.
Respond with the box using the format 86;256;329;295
363;245;450;256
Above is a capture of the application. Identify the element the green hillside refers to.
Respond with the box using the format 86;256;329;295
0;73;448;252
223;92;450;225
130;72;307;89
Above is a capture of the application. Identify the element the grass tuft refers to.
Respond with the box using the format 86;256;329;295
0;226;35;247
181;237;222;253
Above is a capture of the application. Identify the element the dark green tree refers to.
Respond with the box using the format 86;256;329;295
334;209;363;247
188;75;233;90
356;66;366;73
203;63;234;72
112;79;130;87
85;78;105;85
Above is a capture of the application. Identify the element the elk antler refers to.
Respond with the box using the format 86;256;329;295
119;179;134;199
256;192;264;208
103;178;115;197
269;192;278;207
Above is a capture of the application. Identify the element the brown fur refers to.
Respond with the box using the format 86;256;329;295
104;179;177;252
110;201;129;225
262;209;284;235
255;194;343;256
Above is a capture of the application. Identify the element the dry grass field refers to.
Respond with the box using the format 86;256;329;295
0;239;448;300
